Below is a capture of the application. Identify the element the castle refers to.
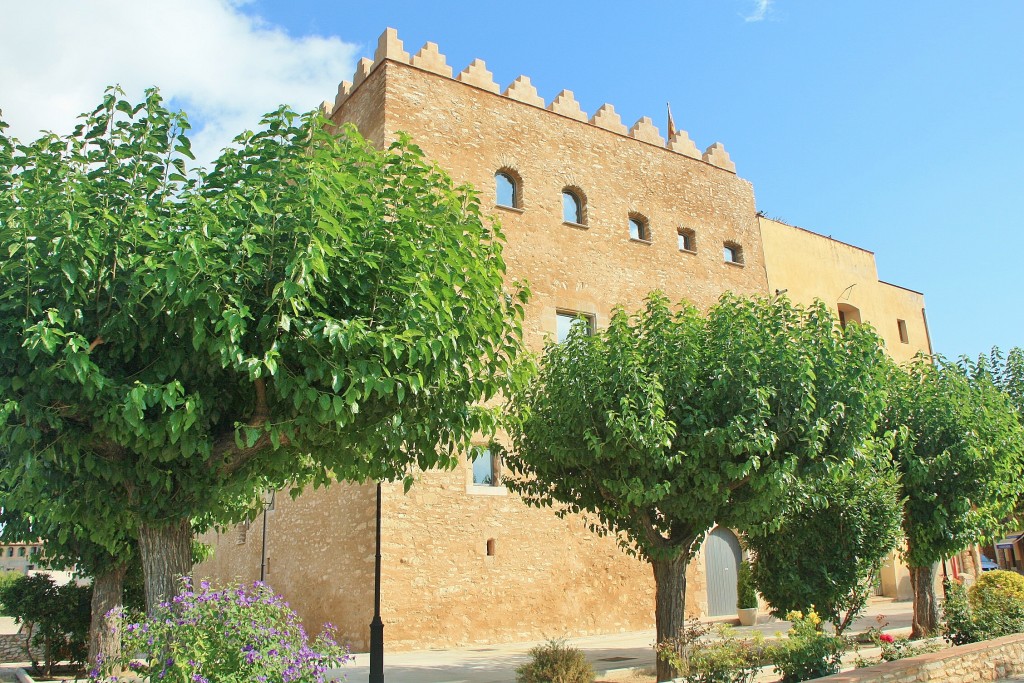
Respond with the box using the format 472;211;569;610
196;28;930;650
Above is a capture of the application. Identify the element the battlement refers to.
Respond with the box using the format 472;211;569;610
325;28;738;173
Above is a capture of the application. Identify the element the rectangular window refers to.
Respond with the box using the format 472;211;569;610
677;228;695;252
897;319;909;344
471;448;500;486
556;311;595;343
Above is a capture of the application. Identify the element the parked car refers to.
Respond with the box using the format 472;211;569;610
980;554;998;571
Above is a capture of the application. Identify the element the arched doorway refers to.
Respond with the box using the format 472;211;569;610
705;527;742;616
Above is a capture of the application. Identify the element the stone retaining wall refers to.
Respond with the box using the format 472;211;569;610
818;633;1024;683
0;631;29;663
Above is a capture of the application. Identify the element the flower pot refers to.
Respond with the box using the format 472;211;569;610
737;607;758;626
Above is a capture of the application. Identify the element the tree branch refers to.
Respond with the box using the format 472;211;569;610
213;378;287;478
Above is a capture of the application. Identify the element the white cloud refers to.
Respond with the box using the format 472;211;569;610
0;0;359;164
745;0;773;22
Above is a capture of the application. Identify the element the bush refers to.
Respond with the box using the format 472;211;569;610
0;573;91;677
91;578;349;683
658;620;767;683
0;570;21;613
942;579;982;645
769;609;847;683
970;569;1024;611
943;572;1024;645
737;562;757;610
516;638;595;683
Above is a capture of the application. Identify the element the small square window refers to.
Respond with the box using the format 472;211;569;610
472;448;500;486
897;319;909;344
556;311;595;343
629;215;650;242
678;228;695;252
724;243;744;264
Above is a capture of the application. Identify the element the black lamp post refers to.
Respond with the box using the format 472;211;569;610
259;489;275;583
369;481;384;683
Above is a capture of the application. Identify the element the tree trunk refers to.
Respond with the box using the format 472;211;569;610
652;553;689;683
909;562;940;638
88;563;127;674
138;518;193;614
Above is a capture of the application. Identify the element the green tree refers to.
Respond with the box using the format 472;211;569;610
960;347;1024;526
959;347;1024;417
747;455;903;633
882;359;1024;637
505;293;889;682
0;573;91;678
0;454;143;669
0;89;526;612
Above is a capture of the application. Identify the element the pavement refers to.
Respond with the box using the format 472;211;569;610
333;597;914;682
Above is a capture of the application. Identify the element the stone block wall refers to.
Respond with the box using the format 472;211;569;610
0;632;28;664
815;633;1024;683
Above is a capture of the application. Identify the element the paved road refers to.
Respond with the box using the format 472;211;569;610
334;598;914;683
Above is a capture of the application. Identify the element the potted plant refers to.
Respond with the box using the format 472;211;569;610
737;560;758;626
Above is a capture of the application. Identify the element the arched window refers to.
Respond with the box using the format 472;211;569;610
629;214;650;242
495;171;520;209
17;548;25;557
562;189;584;225
837;303;862;328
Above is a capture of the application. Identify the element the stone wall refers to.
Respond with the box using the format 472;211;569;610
815;633;1024;683
0;632;28;664
197;26;933;654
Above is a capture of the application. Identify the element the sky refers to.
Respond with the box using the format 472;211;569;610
1;0;1021;360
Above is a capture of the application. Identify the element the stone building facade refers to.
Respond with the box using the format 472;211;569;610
0;542;42;574
196;29;931;651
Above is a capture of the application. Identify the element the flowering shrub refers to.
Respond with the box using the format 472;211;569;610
769;609;846;682
90;579;349;682
943;573;1024;645
855;630;939;666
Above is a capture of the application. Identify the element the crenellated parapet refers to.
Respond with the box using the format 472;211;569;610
329;28;739;173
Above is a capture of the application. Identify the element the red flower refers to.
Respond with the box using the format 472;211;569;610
879;633;895;643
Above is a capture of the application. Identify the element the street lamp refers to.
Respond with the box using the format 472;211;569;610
369;481;384;683
259;489;275;583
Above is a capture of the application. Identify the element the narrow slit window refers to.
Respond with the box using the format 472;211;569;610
486;539;496;556
897;319;909;344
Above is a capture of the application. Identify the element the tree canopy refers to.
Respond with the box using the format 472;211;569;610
0;88;527;610
881;357;1024;636
747;455;903;633
506;293;889;681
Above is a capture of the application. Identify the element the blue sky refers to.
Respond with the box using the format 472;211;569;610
2;1;1021;359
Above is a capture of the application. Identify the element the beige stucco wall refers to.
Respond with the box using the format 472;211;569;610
759;217;930;364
